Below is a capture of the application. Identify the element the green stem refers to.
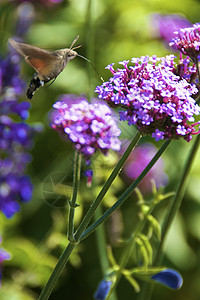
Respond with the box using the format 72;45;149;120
156;135;200;264
68;150;81;242
95;206;118;300
80;140;171;241
38;132;140;300
106;203;155;300
95;206;110;273
38;241;78;300
74;131;141;240
139;134;200;300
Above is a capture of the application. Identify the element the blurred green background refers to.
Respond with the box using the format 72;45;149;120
0;0;200;299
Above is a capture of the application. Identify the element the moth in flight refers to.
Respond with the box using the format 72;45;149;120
9;36;80;99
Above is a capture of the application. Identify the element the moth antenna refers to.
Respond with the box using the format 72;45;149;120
72;44;82;51
70;35;79;50
77;54;104;83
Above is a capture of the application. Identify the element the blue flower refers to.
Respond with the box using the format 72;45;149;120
95;55;200;142
151;269;183;290
51;95;121;159
94;280;112;300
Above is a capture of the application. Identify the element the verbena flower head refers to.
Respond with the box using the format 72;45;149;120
122;143;168;193
170;23;200;61
94;280;112;300
95;55;200;142
0;238;11;287
151;268;183;290
51;95;121;159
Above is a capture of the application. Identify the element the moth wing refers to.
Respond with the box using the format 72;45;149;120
9;39;60;76
25;56;58;77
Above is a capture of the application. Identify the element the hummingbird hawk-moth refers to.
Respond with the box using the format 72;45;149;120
9;36;80;99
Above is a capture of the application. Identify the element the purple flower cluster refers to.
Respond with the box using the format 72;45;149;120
95;55;200;142
51;95;121;158
0;54;33;218
170;23;200;61
122;143;168;193
0;238;10;287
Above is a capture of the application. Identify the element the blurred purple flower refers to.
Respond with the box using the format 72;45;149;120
0;51;33;218
9;0;63;7
15;2;35;37
151;14;191;47
95;56;200;142
151;269;183;290
0;238;11;287
94;280;112;300
170;23;200;61
0;55;25;95
122;143;168;193
51;95;121;159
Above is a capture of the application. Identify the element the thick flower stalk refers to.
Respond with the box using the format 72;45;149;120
0;54;33;218
51;95;121;159
95;55;200;142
